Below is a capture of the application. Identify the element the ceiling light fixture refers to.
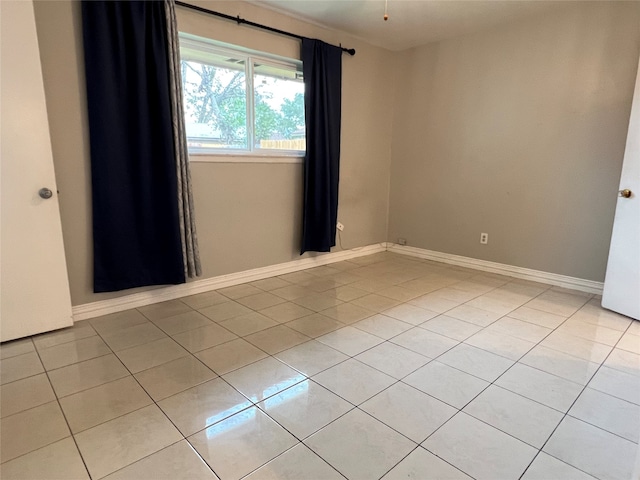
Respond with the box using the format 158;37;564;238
384;0;389;21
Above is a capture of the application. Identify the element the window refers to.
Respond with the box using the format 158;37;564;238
179;34;305;157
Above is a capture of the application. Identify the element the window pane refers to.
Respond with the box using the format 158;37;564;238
253;63;305;152
181;56;247;150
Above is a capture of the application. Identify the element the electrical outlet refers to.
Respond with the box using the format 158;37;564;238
398;238;407;246
336;222;344;232
480;233;489;244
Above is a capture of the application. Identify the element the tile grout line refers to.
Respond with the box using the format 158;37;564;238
398;284;591;479
280;274;530;478
171;262;606;480
90;294;347;479
1;253;632;480
4;282;438;476
345;284;578;400
376;443;472;480
236;443;349;480
295;263;556;479
177;355;347;478
0;296;580;438
0;352;46;387
219;281;468;478
84;321;226;480
21;314;221;478
26;341;93;479
167;262;525;479
517;318;640;480
117;307;344;480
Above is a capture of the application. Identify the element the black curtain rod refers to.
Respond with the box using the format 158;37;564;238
175;1;356;56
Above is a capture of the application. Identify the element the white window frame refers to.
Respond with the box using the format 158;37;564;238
179;33;305;163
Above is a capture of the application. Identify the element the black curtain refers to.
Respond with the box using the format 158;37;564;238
82;1;185;292
300;38;343;254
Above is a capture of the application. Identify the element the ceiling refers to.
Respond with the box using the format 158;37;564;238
251;0;572;51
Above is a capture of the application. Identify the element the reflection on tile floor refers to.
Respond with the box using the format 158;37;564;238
1;252;639;479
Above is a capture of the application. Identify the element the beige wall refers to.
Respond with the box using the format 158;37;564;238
33;0;395;306
388;2;640;281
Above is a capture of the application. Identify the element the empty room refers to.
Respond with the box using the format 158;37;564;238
1;0;639;479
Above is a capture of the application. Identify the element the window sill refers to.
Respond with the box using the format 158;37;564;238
188;153;304;164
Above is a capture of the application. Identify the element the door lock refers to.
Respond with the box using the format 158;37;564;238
38;188;53;199
619;189;632;199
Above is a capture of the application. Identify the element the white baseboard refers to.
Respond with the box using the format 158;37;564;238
72;243;387;321
73;241;603;321
387;244;604;295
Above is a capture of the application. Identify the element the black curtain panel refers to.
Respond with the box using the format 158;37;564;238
300;38;343;254
82;1;185;292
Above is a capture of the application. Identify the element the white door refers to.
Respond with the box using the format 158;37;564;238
1;0;73;341
602;56;640;321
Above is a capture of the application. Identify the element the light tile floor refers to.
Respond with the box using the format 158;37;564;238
1;252;639;479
